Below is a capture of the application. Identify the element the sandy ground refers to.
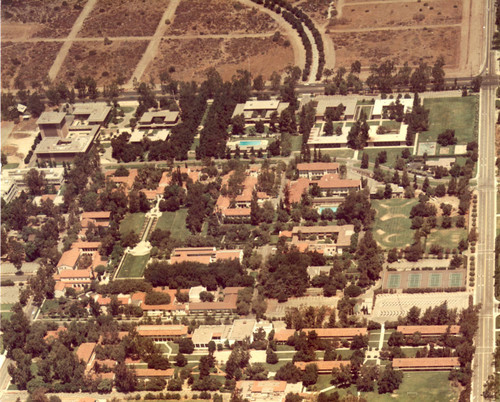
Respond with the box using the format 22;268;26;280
328;0;484;77
0;285;20;304
1;119;39;167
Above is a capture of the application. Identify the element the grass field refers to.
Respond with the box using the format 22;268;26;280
290;135;303;152
2;163;19;169
155;209;191;240
120;213;146;236
372;199;418;249
116;253;150;278
420;96;478;145
358;148;413;168
425;227;468;251
328;371;458;401
381;120;402;131
321;149;355;159
190;137;200;151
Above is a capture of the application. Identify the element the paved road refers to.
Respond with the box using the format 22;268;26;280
471;1;498;399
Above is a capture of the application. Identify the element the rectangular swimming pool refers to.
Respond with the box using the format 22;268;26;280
239;140;263;146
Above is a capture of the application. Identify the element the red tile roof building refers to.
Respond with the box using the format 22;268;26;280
135;368;175;378
392;357;460;371
289;225;355;256
169;247;243;264
396;325;461;337
297;162;340;179
274;327;367;343
136;325;188;341
295;360;348;373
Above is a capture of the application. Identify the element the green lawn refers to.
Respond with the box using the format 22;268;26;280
155;209;190;240
116;253;150;278
290;135;303;152
276;345;295;351
372;199;418;249
1;304;14;311
381;120;402;131
321;149;355;159
328;371;458;401
3;163;19;169
425;227;468;251
120;213;146;236
420;96;478;145
1;312;12;321
119;106;135;114
40;299;62;314
358;148;412;168
190;137;200;151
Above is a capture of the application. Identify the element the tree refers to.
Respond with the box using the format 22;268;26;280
114;362;137;392
437;129;457;146
270;71;281;91
253;75;265;91
330;364;352;388
302;364;318;387
410;61;430;93
25;169;46;196
275;362;303;383
387;248;398;263
175;352;187;367
361;152;369;169
377;364;403;394
432;56;446;91
266;348;279;364
356;364;378;392
179;338;195;354
232;114;246;135
7;239;25;271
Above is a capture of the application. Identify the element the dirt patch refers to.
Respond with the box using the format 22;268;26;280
78;0;170;37
145;36;294;82
1;41;63;89
496;125;500;158
165;0;278;35
1;0;84;38
14;119;38;132
57;40;149;85
331;0;462;30
297;0;330;26
1;144;19;156
12;133;31;139
329;27;460;70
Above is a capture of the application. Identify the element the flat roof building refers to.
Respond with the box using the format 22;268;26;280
315;97;357;121
232;100;289;123
71;102;112;125
35;126;99;163
138;110;180;129
37;112;68;138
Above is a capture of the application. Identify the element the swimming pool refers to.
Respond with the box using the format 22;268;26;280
318;206;337;214
239;140;263;146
